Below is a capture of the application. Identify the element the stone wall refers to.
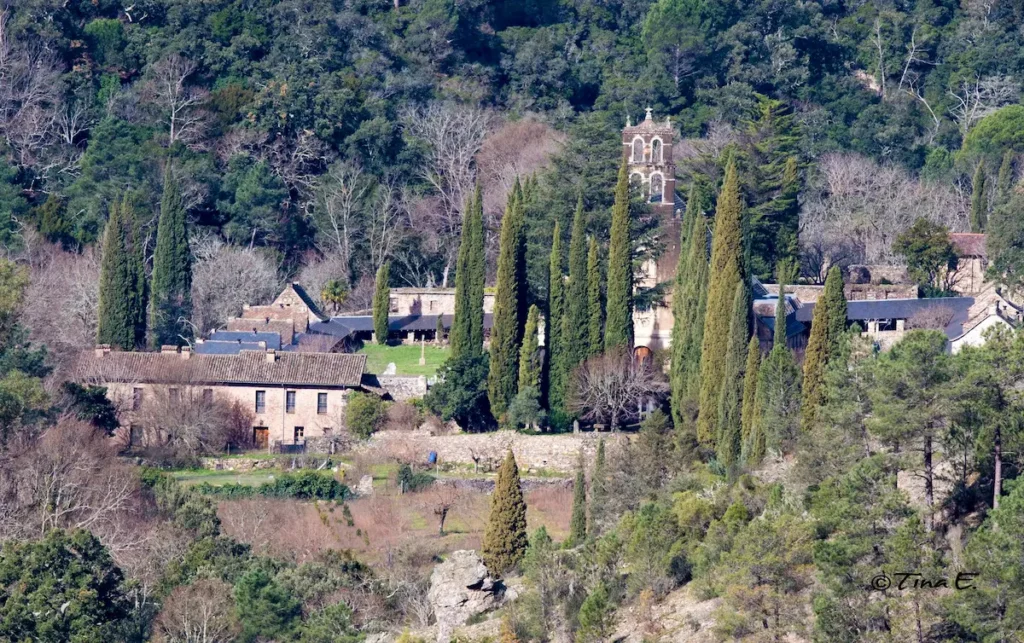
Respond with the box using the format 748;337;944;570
378;375;428;400
352;429;629;474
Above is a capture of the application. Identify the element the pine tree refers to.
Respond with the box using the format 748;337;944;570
545;221;564;409
800;265;847;431
568;449;587;546
150;166;192;347
740;335;761;452
450;194;476;358
586;237;604;356
971;162;988;233
715;282;750;468
997;150;1016;205
518;304;541;393
697;159;744;446
97;197;145;350
588;438;606;536
482;451;529;575
488;184;527;420
372;262;390;345
604;157;633;350
775;157;801;275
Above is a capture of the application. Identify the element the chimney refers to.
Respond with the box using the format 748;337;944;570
160;345;178;354
265;349;277;363
94;344;111;357
180;346;192;359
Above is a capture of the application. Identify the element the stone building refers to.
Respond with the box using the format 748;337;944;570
388;287;496;316
77;345;367;451
624;108;684;351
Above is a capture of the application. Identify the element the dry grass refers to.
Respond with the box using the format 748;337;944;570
217;484;573;565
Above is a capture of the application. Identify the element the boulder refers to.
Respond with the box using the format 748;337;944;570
427;550;512;642
355;474;374;497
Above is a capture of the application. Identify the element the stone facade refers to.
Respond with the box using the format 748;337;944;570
389;288;496;316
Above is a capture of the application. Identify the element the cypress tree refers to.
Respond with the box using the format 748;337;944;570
697;159;744;446
568;449;587;546
563;195;588;368
586;237;604;356
971;162;988;233
97;200;137;350
450;196;474;357
468;186;486;354
740;335;760;453
488;184;527;420
123;195;148;348
372;262;390;345
451;188;484;358
150;166;192;347
589;438;606;536
518;304;541;393
715;282;750;468
800;265;847;431
482;451;529;575
604;157;633;350
670;182;709;431
775;157;800;275
749;281;801;462
545;221;564;408
997;150;1016;205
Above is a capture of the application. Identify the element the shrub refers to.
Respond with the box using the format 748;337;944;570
197;471;350;501
395;463;435;493
346;392;386;439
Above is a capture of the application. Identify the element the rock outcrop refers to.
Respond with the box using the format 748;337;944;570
427;550;513;642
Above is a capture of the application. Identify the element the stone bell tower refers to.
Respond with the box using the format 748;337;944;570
623;108;681;351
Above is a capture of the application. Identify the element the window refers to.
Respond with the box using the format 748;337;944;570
322;427;332;436
132;388;143;411
128;425;141;446
255;390;266;413
389;297;398;313
169;388;180;405
649;173;664;203
286;390;296;414
631;137;643;162
294;426;305;443
651;138;662;163
202;389;213;405
428;299;437;312
317;392;328;414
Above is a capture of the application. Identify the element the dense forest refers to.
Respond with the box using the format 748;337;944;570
7;0;1024;641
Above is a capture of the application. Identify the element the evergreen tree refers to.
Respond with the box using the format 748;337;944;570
749;283;801;462
697;159;744;446
488;184;527;421
563;195;589;368
604;157;633;350
997;150;1016;205
589;438;606;535
150;166;192;347
482;451;529;575
576;582;613;643
715;281;750;469
740;335;760;453
124;195;148;348
450;194;476;358
372;262;390;345
971;162;988;233
518;304;541;393
568;449;587;546
545;221;564;408
97;198;144;350
468;186;486;354
774;157;801;275
800;266;847;431
586;237;604;356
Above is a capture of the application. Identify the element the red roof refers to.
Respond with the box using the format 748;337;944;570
950;233;987;258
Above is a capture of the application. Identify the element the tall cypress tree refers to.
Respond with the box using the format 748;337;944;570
482;451;529;575
488;184;527;420
124;195;148;349
670;182;709;431
775;157;800;276
568;449;587;546
372;262;390;345
997;150;1016;205
150;166;192;347
451;189;484;359
589;438;606;535
518;304;541;393
468;186;486;354
740;335;761;453
800;265;847;431
97;200;137;350
749;279;801;462
563;195;588;368
971;162;988;233
545;221;564;409
604;157;632;350
586;237;604;357
715;282;750;468
697;159;744;446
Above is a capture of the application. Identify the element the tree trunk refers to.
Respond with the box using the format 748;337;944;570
923;434;934;531
994;424;1003;510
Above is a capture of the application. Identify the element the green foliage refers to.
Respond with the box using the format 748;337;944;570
996;149;1016;205
960;105;1024;170
545;220;565;411
298;601;363;643
586;238;604;358
739;336;760;456
96;196;146;350
893;218;958;292
568;450;587;547
801;266;847;432
604;157;633;350
507;386;545;430
0;529;130;643
558;195;589;412
150;166;193;347
234;567;302;642
61;382;118;435
346;391;386;439
452;186;485;359
715;282;750;469
749;327;801;462
396;464;435;493
488;184;527;421
971;161;989;233
372;262;391;345
698;159;744;446
0;159;27;249
482;451;529;576
575;582;613;642
34;193;72;249
197;471;350;501
518;304;541;393
218;157;292;248
84;19;129;68
987;189;1024;291
589;438;606;536
425;353;493;432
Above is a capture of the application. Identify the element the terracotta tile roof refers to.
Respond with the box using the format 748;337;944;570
950;233;987;258
75;349;366;388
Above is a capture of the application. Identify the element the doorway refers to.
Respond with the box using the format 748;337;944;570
253;427;269;450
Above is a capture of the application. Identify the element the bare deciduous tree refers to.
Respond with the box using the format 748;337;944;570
907;305;956;331
368;175;404;272
948;75;1020;141
568;348;666;430
475;119;564;219
142;54;210;147
153;578;241;643
310;161;373;279
137;385;236;456
419;481;463;536
190;237;281;334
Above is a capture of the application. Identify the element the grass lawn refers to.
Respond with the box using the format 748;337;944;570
172;470;279;487
357;342;449;377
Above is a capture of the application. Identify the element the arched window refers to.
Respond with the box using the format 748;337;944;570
651;138;662;163
649;173;664;203
630;172;643;191
632;137;644;163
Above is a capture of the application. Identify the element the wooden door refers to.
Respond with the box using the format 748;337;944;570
253;427;269;450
